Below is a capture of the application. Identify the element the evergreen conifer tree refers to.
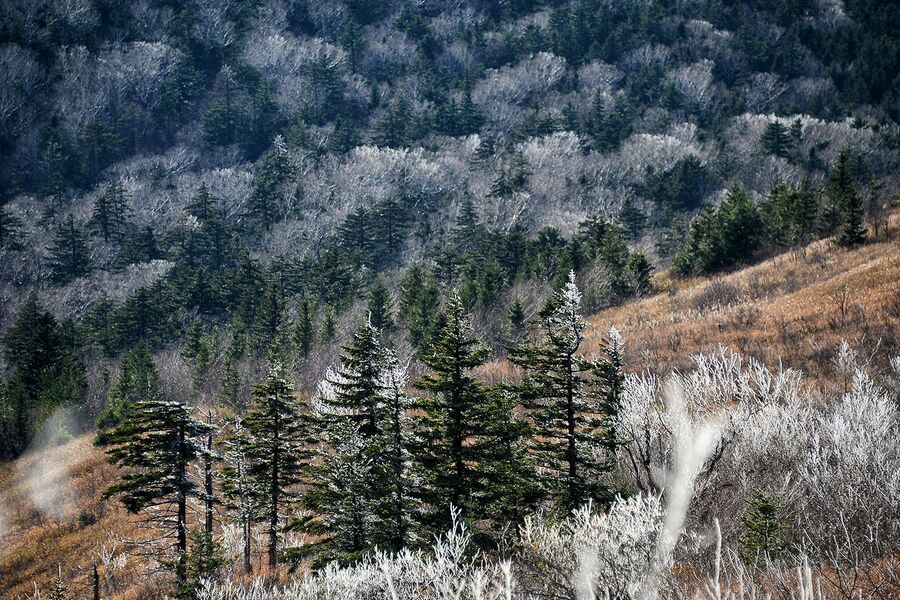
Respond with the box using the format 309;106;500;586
508;272;612;510
247;136;292;232
399;264;441;353
48;215;92;285
507;296;526;332
372;351;417;551
367;278;395;333
221;418;257;574
372;96;411;148
90;178;130;242
294;298;316;359
48;565;70;600
300;321;389;563
760;121;792;158
242;364;310;570
0;206;23;251
96;343;159;442
103;397;212;593
831;154;867;247
739;490;793;565
414;291;493;533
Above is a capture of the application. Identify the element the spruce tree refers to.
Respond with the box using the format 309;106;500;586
760;121;792;158
90;178;130;242
252;278;287;354
414;290;492;533
507;295;526;332
294;298;316;359
592;327;625;461
242;364;310;570
399;264;441;353
477;385;540;539
103;397;212;593
301;321;389;563
247;136;292;232
823;152;855;236
366;278;395;333
372;350;417;551
47;215;92;285
831;154;867;248
186;183;216;222
48;565;70;600
372;96;411;148
509;272;612;510
739;490;793;565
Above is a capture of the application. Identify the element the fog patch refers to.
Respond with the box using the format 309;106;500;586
16;406;88;523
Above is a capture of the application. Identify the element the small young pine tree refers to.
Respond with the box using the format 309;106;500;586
47;564;70;600
739;490;794;565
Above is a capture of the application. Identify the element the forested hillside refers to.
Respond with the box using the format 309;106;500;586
0;0;898;598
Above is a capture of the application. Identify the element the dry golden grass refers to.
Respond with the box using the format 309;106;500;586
581;213;900;387
0;436;155;599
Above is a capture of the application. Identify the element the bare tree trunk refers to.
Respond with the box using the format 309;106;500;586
205;410;214;536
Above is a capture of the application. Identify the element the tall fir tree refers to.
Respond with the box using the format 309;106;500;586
103;397;212;594
294;297;316;359
509;272;613;511
371;350;417;551
830;153;867;247
300;321;389;564
242;364;310;570
366;278;395;333
247;136;292;232
414;291;493;534
47;215;92;285
90;178;130;242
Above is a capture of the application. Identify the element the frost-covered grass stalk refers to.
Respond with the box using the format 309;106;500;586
198;346;899;600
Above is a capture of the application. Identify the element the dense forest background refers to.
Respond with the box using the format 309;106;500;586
2;0;898;456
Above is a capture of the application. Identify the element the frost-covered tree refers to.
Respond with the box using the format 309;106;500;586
509;272;613;510
300;320;390;564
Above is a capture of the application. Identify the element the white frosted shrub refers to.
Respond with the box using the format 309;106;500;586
519;495;662;599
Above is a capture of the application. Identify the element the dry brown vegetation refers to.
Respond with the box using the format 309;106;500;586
580;213;900;388
0;436;155;599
